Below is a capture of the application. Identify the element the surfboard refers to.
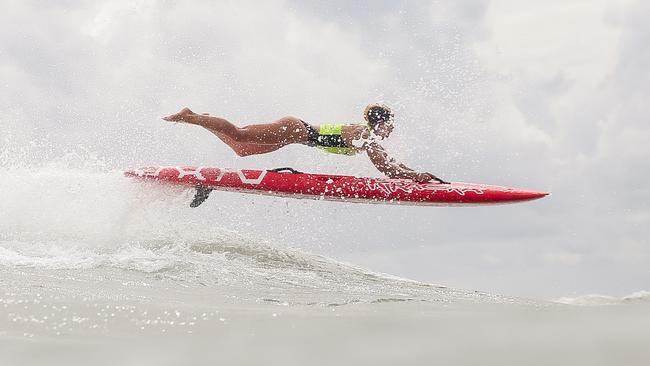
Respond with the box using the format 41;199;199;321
124;166;549;207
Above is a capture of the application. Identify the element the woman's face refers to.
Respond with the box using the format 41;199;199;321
372;121;394;139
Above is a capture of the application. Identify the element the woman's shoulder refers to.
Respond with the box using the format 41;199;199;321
342;123;368;132
349;124;382;149
342;124;367;138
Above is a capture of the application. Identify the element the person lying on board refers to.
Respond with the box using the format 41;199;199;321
162;104;448;183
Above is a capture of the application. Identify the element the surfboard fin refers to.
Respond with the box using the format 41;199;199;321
190;187;213;208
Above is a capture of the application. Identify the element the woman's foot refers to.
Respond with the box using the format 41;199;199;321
162;107;195;122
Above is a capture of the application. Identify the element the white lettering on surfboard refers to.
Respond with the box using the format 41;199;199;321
132;166;165;177
176;166;206;181
215;168;267;185
367;180;512;195
133;167;266;185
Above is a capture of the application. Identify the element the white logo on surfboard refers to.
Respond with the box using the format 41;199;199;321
133;167;266;185
215;168;267;185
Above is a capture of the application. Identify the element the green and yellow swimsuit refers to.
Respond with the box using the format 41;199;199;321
301;120;365;155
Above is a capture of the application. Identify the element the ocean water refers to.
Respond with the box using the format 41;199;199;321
1;165;649;366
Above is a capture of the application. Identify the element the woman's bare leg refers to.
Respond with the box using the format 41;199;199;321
209;130;287;156
163;107;308;145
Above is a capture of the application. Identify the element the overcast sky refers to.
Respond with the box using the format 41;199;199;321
1;0;648;299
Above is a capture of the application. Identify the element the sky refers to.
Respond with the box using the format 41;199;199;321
1;0;648;299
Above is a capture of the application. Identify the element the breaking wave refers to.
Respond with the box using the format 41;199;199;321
0;161;526;305
556;291;650;306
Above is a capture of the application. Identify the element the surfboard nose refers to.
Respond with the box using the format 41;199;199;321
521;191;550;201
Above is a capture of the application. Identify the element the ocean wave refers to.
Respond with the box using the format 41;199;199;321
0;164;531;306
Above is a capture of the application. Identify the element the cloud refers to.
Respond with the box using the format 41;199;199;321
542;251;583;266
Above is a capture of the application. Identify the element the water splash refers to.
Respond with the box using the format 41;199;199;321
0;161;526;306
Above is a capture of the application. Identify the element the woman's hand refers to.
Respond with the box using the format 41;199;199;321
412;172;434;183
412;172;450;184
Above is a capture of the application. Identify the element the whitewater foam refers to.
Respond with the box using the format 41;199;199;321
0;164;535;307
556;291;650;306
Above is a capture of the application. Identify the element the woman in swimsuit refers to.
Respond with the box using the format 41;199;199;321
162;104;447;183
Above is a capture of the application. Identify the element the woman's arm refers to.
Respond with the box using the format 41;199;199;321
365;143;449;183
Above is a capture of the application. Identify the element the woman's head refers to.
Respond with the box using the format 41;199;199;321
364;103;394;138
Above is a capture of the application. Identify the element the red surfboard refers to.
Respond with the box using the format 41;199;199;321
124;166;549;207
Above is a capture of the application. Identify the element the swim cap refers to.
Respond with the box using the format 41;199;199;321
364;104;394;127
